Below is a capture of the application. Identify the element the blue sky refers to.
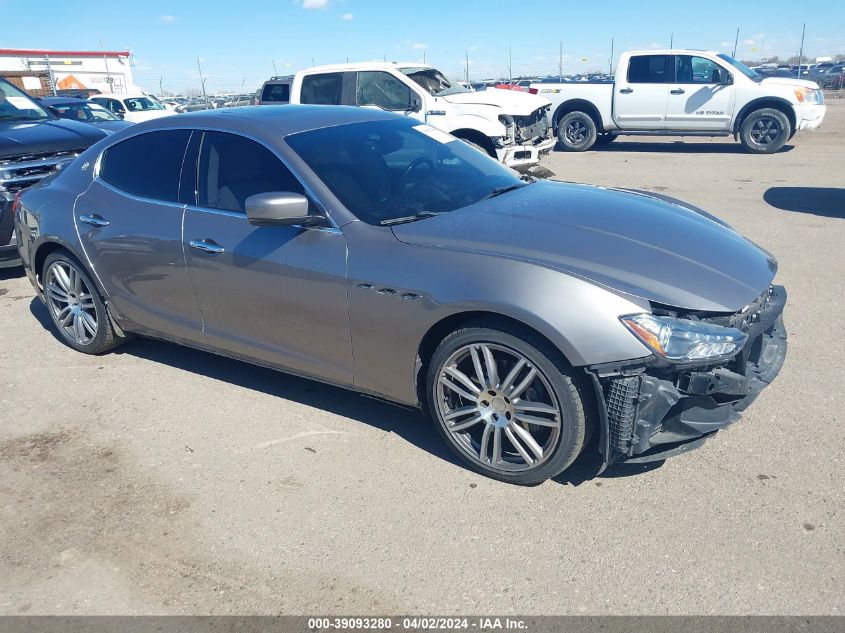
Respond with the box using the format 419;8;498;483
2;0;843;92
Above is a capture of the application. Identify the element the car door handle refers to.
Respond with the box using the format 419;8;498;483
670;88;686;95
189;239;225;255
619;87;633;94
78;213;110;227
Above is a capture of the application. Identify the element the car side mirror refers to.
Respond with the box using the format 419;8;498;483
409;96;422;112
245;192;324;227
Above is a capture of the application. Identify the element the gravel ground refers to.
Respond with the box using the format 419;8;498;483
1;103;843;616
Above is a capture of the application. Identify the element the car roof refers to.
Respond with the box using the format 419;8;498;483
116;104;401;137
625;49;719;56
304;61;434;73
92;93;152;100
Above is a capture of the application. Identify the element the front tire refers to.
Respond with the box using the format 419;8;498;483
426;320;588;485
42;251;124;354
739;108;791;154
556;111;598;151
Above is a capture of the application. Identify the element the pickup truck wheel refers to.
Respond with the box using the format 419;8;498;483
739;108;791;154
458;137;495;158
427;320;588;485
556;111;597;151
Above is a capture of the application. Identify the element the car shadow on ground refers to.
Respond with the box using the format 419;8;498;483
589;141;795;154
0;266;24;282
763;187;845;218
28;297;662;487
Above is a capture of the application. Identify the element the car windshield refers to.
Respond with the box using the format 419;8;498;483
124;97;164;111
52;102;120;122
717;54;763;82
0;81;51;121
399;67;470;96
285;118;526;226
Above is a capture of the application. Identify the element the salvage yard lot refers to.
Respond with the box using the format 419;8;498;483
1;102;843;616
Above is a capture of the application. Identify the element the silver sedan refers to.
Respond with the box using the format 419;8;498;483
15;105;787;484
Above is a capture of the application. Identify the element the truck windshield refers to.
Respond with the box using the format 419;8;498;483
0;80;51;121
717;54;763;82
399;67;470;96
285;118;525;226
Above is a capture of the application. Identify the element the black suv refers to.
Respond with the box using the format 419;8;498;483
1;77;107;268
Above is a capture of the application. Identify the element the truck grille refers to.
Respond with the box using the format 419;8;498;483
0;149;82;198
513;108;549;143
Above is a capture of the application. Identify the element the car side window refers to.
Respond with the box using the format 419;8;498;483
99;129;191;202
356;71;413;111
197;131;305;213
627;55;671;83
262;83;290;102
675;55;724;84
300;73;344;105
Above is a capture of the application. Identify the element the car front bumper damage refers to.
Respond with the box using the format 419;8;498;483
588;285;787;468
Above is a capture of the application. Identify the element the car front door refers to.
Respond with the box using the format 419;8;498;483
613;54;671;129
74;129;205;343
182;130;353;384
665;55;736;130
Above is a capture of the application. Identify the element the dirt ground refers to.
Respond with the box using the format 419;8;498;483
1;102;843;615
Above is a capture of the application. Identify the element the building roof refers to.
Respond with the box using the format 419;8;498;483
0;48;130;58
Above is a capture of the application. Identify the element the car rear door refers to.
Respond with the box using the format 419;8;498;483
74;129;205;343
612;54;671;129
182;130;353;384
664;55;736;130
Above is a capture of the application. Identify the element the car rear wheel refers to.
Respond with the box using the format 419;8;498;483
556;111;598;151
43;252;124;354
739;108;791;154
426;320;588;485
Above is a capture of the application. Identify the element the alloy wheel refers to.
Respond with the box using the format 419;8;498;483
565;120;587;144
750;117;780;146
435;343;562;473
45;261;99;346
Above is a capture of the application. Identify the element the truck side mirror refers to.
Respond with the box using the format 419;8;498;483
409;96;422;112
719;69;733;85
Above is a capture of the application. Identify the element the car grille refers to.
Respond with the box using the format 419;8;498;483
699;286;774;332
0;149;83;198
513;108;549;143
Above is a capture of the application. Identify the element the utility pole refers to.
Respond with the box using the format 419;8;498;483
508;46;512;81
159;76;163;96
197;57;208;106
558;41;563;82
311;57;315;67
465;49;470;84
423;50;426;64
670;33;674;49
100;40;113;92
732;28;740;57
272;59;278;76
798;23;806;74
609;37;614;75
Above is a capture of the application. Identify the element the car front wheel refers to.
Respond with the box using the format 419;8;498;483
426;320;588;485
739;108;791;154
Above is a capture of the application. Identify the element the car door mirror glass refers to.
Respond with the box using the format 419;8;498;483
245;192;322;227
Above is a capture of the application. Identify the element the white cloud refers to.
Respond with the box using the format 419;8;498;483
536;55;547;61
742;39;756;46
299;0;328;9
720;41;732;47
648;42;663;49
411;42;427;50
340;12;353;20
161;15;176;22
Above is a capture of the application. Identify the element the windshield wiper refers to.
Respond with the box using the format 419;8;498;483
379;211;442;226
479;183;527;201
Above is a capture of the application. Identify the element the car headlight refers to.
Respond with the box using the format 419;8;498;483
794;87;820;104
621;314;747;362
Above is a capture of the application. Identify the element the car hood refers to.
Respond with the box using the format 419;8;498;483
391;181;777;313
761;76;820;90
0;118;107;159
440;89;551;115
91;120;135;134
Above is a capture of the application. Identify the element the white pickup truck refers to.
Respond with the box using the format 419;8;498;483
270;62;555;171
533;50;826;153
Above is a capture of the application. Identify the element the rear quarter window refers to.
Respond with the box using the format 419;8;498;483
262;83;290;102
627;55;671;83
99;130;191;202
300;73;344;105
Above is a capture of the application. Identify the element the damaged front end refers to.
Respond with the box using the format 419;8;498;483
587;285;787;468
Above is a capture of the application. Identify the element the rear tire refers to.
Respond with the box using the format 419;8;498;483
426;319;588;485
739;108;791;154
42;251;125;355
556;111;598;151
457;136;495;157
